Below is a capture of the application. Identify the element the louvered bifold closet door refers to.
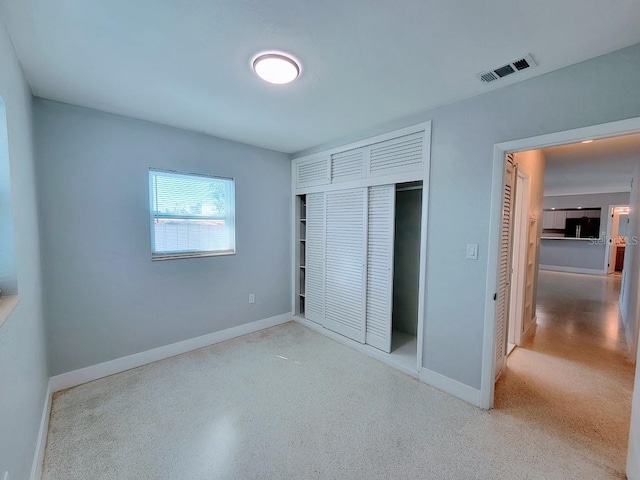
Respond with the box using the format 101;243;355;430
331;148;365;183
305;193;326;324
368;132;424;177
365;185;395;353
323;188;368;343
495;156;517;379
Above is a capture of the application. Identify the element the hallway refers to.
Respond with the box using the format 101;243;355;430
495;270;635;476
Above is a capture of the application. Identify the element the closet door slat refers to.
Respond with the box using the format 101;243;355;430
305;193;325;323
323;188;367;342
365;185;395;352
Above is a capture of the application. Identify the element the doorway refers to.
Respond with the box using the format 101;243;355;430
607;205;630;274
482;117;640;477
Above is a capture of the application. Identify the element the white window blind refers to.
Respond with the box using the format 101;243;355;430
149;169;235;259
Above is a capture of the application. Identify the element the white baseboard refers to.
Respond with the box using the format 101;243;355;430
419;368;482;407
30;380;52;480
539;265;605;275
628;424;640;480
620;304;638;362
49;312;293;392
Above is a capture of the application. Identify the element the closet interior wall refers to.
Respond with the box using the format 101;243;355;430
392;182;422;349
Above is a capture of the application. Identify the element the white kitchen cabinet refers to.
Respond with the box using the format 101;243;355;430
542;210;555;229
553;211;567;229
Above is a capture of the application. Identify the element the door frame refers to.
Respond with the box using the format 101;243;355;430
481;116;640;410
606;204;630;274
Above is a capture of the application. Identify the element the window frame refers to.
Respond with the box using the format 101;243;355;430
149;168;236;261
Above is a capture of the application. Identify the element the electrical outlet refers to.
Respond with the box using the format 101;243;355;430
249;293;255;304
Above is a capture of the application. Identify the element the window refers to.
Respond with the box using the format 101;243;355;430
149;169;235;260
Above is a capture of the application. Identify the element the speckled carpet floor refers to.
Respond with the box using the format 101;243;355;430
42;271;634;479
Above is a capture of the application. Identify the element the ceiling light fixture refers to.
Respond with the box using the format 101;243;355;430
252;52;300;85
581;140;594;144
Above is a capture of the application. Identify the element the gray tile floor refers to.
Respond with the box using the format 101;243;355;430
42;271;633;479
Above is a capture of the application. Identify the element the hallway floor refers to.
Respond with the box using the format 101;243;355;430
495;270;636;477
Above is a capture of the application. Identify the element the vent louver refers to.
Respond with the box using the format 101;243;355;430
476;54;537;84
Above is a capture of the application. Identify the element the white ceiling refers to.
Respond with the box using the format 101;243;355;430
542;134;640;196
2;0;640;153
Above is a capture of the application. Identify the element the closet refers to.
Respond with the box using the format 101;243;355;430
292;123;430;371
391;183;422;357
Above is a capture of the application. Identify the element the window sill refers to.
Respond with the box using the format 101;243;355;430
0;295;21;330
152;250;236;261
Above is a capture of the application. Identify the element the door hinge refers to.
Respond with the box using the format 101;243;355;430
493;293;497;301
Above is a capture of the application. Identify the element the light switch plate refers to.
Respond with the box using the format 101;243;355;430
466;243;478;260
249;293;255;304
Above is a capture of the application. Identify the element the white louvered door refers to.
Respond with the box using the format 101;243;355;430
495;155;517;379
365;185;395;352
368;132;424;177
331;148;366;183
323;188;368;343
296;157;330;189
305;193;325;324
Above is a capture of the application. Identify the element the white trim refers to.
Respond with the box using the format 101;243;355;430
419;368;482;407
49;313;292;392
416;128;431;371
482;116;640;411
621;303;636;358
509;169;530;347
495;117;640;153
521;315;537;345
544;188;631;197
295;170;425;195
629;423;640;480
30;380;52;480
293;315;420;378
538;264;605;275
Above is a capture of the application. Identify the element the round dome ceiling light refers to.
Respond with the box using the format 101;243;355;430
252;53;300;85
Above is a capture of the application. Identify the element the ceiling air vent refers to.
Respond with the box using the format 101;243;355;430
476;54;537;84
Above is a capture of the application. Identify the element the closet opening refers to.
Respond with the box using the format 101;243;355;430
390;181;422;366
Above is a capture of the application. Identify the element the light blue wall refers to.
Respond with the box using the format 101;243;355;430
35;99;291;375
294;43;640;390
0;22;48;480
540;192;630;271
